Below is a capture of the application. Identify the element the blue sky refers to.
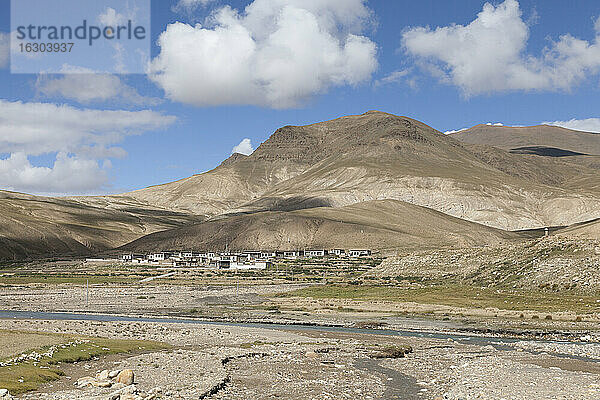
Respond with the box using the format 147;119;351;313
0;0;599;195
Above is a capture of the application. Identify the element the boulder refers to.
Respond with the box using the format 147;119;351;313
109;370;121;379
92;380;113;388
97;369;110;380
75;376;97;388
116;369;135;385
0;389;11;399
108;384;138;400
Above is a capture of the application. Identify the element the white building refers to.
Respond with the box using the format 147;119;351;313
304;250;326;257
348;249;371;257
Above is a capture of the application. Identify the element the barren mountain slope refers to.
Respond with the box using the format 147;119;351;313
556;219;600;239
119;199;522;253
372;237;600;292
227;113;600;230
119;117;354;217
119;111;600;231
451;124;600;156
0;191;201;260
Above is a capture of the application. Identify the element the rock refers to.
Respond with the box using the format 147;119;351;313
371;345;413;359
109;370;121;379
97;369;110;380
119;394;140;400
92;379;113;388
112;383;126;390
116;369;135;385
108;384;138;400
75;376;97;388
0;389;11;399
305;350;318;359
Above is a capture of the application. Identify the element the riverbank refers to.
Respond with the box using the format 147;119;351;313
1;315;600;399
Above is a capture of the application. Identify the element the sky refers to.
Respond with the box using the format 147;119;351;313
0;0;599;195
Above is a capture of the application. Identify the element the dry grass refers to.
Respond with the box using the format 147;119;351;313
282;284;600;313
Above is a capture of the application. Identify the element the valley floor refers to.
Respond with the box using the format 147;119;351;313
2;253;600;399
2;316;600;400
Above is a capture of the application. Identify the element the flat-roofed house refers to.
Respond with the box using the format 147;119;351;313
304;249;326;258
348;249;371;257
328;249;345;257
122;253;145;262
150;252;172;262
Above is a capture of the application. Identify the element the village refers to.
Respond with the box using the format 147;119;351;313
116;248;373;269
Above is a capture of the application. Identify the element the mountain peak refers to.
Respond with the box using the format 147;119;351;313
220;152;249;167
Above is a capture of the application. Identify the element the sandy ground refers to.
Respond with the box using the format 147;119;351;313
1;318;600;399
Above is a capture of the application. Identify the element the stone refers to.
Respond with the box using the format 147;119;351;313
109;370;121;379
75;376;97;388
108;384;138;400
116;369;135;385
0;389;10;398
92;379;113;388
305;350;318;359
120;394;139;400
97;369;110;380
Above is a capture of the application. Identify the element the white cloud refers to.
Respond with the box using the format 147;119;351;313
544;118;600;133
0;152;108;195
149;0;377;108
0;32;8;69
486;123;504;126
0;100;176;194
374;69;416;88
0;100;175;156
231;138;254;155
36;68;161;106
99;7;127;26
173;0;216;14
402;0;600;95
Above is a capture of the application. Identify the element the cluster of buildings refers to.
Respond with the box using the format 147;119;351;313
121;249;372;269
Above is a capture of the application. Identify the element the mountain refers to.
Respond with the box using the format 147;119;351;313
120;199;523;253
0;191;201;260
122;111;600;231
555;218;600;240
3;111;600;261
450;124;600;158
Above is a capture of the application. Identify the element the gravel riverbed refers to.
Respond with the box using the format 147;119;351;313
1;317;600;399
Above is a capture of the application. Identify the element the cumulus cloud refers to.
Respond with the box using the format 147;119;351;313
36;69;161;106
149;0;378;108
544;118;600;133
402;0;600;95
0;32;8;69
231;138;254;155
0;152;108;195
0;100;175;194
